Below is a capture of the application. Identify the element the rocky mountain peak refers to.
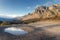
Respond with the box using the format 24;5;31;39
35;6;48;13
17;4;60;23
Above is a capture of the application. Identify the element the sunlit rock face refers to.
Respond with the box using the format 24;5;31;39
4;27;28;35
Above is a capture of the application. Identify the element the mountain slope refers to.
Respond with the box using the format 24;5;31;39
17;4;60;21
0;17;14;21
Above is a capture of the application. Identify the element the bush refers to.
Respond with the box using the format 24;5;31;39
0;21;10;26
23;18;40;24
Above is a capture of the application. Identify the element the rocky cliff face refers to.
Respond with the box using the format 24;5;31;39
17;4;60;22
49;4;60;17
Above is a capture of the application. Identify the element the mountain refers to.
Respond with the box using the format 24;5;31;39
15;4;60;24
0;17;14;21
16;4;60;21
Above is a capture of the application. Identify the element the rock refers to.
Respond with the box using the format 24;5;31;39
16;4;60;23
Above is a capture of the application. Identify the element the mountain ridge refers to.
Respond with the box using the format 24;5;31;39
17;4;60;21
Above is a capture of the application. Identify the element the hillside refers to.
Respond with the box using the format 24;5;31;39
16;4;60;24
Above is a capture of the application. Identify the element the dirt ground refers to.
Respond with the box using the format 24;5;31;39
28;20;60;35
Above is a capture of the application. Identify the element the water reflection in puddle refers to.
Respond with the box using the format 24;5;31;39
4;27;28;35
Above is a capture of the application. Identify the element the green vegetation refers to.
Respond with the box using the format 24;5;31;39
49;10;55;15
23;18;40;24
0;21;10;26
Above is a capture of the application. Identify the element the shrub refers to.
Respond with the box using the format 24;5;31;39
23;18;40;24
0;21;10;26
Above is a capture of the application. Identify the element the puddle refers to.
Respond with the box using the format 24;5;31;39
4;27;28;35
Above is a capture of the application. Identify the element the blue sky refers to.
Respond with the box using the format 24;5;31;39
0;0;60;17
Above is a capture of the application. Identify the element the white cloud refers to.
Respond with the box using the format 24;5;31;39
25;6;32;13
35;5;40;8
0;14;23;18
43;0;60;6
43;2;53;6
26;7;31;9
